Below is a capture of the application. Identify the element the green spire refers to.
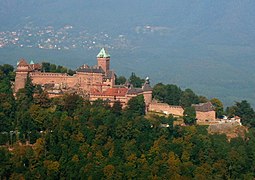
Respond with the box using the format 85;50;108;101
97;48;110;58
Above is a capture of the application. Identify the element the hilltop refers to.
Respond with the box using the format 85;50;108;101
0;0;255;107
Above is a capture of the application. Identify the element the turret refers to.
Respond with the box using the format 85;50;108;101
97;48;110;73
142;77;153;109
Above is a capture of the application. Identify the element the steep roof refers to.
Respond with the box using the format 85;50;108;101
192;102;214;112
97;48;110;58
17;59;29;66
16;59;42;72
127;86;143;94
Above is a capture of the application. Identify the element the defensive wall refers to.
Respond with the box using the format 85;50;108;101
148;102;184;116
196;111;216;122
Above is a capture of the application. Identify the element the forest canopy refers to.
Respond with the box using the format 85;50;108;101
0;64;255;179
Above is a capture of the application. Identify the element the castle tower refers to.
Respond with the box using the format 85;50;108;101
97;48;110;73
14;59;31;92
142;77;153;110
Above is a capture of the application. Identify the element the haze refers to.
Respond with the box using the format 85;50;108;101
0;0;255;107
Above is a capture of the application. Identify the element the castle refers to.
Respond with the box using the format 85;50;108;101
14;48;153;108
14;48;217;123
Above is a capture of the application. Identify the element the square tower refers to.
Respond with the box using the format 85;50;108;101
97;48;110;73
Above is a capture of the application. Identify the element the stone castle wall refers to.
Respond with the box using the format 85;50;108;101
90;94;127;107
196;111;215;122
76;72;104;92
148;102;184;116
149;102;216;122
30;72;71;84
143;91;153;107
16;71;106;93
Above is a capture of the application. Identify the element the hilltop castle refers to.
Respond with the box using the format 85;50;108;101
14;48;153;108
14;48;217;123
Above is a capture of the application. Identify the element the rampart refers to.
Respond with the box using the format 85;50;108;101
196;111;215;122
30;72;77;88
148;102;184;116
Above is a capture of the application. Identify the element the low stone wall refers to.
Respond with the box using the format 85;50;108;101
148;102;184;116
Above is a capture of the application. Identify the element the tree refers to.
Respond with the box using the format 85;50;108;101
103;165;115;179
62;93;83;115
129;73;145;88
183;107;196;125
111;101;122;116
167;152;181;179
33;85;51;108
234;100;255;127
16;74;34;111
225;106;236;118
0;77;16;132
24;74;34;103
0;64;15;80
153;83;182;105
152;83;167;102
199;96;208;103
0;148;12;179
180;89;199;108
42;62;51;72
126;95;145;116
115;75;127;85
210;98;224;118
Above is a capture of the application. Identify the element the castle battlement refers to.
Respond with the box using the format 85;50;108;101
30;72;70;77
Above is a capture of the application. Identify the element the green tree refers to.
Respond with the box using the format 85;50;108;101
111;101;122;116
0;64;15;80
180;89;199;107
0;148;12;179
42;62;51;72
126;95;145;116
33;85;51;108
115;75;127;85
225;106;236;118
0;77;16;132
199;96;208;103
62;93;83;115
153;83;182;105
210;98;224;118
129;73;145;88
228;100;255;127
183;107;196;125
24;74;34;103
152;83;167;102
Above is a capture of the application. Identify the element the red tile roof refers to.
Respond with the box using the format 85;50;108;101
91;87;128;96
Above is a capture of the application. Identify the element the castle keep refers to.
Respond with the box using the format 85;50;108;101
14;48;153;108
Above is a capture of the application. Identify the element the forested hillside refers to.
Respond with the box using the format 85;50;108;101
1;0;255;107
1;64;255;179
